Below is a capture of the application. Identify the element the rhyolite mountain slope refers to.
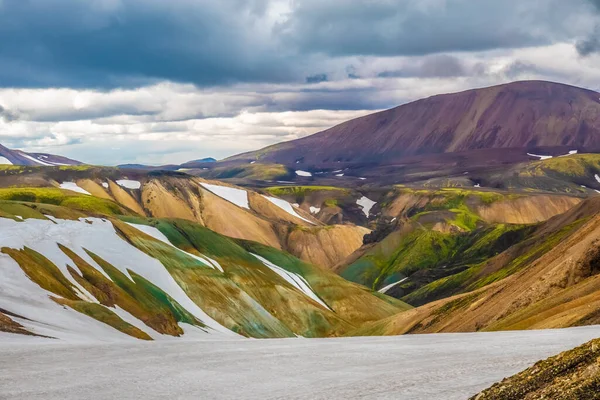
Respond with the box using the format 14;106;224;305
228;81;600;166
0;193;408;341
0;143;81;166
0;165;370;269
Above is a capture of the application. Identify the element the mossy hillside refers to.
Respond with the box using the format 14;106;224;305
198;163;291;180
236;239;412;323
63;245;203;335
402;218;587;307
341;222;533;302
114;219;348;338
1;246;153;340
0;188;132;216
523;154;600;178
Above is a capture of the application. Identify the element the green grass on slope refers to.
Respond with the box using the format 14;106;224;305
0;188;130;216
115;218;353;338
199;163;291;180
236;240;412;322
341;222;534;305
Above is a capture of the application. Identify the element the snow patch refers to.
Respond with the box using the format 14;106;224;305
250;161;256;164
0;156;13;165
0;217;235;337
378;277;409;294
310;206;321;214
59;182;91;195
335;174;344;177
527;153;553;160
125;222;224;272
102;182;109;189
116;180;141;190
295;170;312;177
19;153;54;166
251;253;331;311
595;174;600;184
263;196;314;224
200;183;249;209
559;150;578;157
357;196;377;217
474;183;481;188
358;177;367;180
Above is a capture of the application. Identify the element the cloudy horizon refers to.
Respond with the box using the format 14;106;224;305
1;0;600;165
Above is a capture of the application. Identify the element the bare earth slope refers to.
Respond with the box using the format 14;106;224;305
230;81;600;165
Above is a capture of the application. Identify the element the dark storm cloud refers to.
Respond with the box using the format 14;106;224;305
0;0;293;88
275;0;584;57
305;74;328;84
576;1;600;55
0;0;593;89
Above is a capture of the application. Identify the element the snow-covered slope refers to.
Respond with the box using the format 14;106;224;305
0;207;406;341
0;143;82;166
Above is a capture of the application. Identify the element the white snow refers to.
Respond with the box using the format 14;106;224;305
59;182;91;195
292;203;300;208
332;170;343;173
595;174;600;184
335;173;344;177
15;216;23;220
251;253;331;311
250;161;256;164
559;150;578;157
0;217;236;338
378;277;409;294
474;183;481;188
102;182;109;189
357;196;377;217
358;177;367;180
5;326;600;399
0;156;13;165
116;179;141;190
263;196;314;224
310;206;321;214
295;170;312;177
527;153;553;160
19;153;54;166
125;222;224;272
200;182;249;209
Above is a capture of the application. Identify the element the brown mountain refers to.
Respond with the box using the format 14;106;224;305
230;81;600;166
0;143;82;166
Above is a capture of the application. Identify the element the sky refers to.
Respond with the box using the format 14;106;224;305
1;0;600;165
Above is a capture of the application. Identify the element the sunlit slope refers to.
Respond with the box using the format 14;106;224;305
0;166;369;269
351;197;600;336
0;199;408;341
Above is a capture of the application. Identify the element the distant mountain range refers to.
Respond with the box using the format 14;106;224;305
0;143;81;166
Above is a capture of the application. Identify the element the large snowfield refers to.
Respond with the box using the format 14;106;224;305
2;326;600;399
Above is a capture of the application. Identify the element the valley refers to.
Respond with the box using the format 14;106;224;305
3;80;600;399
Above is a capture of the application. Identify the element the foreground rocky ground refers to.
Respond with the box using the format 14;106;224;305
2;326;600;400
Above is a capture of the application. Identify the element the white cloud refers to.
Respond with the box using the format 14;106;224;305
1;43;599;165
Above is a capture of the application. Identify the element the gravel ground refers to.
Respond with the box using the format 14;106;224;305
2;326;600;400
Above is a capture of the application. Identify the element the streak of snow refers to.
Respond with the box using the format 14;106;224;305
200;183;249;209
116;179;141;190
251;254;331;311
295;170;312;177
559;150;578;157
250;161;256;164
357;196;377;217
0;156;12;165
527;153;553;160
0;217;235;336
358;177;366;180
378;278;409;294
59;182;91;195
335;174;344;177
474;184;481;188
595;174;600;184
19;153;54;166
102;182;109;189
263;196;314;224
310;206;321;214
125;222;224;272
